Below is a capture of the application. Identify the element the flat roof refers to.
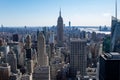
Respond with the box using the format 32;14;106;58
70;38;87;42
102;52;120;60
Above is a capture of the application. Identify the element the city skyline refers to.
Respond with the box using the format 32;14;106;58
0;0;120;27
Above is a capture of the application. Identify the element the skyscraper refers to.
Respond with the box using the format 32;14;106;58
70;38;87;77
7;49;17;73
57;9;64;46
111;19;120;52
49;31;55;58
37;32;48;66
25;35;32;60
111;0;120;52
7;42;20;66
0;63;11;80
33;32;50;80
99;53;120;80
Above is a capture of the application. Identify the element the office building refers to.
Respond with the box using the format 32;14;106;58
0;46;10;63
7;42;21;65
49;31;55;44
0;63;11;80
99;52;120;80
7;49;17;73
69;21;71;27
0;39;10;62
25;35;33;60
111;16;120;52
25;35;32;49
70;38;87;77
49;31;55;58
111;0;120;52
37;32;48;66
33;31;50;80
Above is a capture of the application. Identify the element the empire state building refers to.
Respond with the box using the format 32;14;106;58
57;9;64;46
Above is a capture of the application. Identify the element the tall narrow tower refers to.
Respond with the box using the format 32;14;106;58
115;0;117;18
57;9;64;46
37;32;48;66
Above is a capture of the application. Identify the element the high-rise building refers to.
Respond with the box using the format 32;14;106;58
49;31;55;44
26;60;33;74
7;49;17;73
99;52;120;80
57;9;64;46
0;38;10;62
49;31;55;58
37;32;48;66
111;0;120;52
25;35;32;49
7;42;20;66
70;38;87;77
91;31;96;41
0;45;10;63
13;34;19;42
33;32;50;80
103;35;110;53
69;21;71;27
26;49;32;60
111;17;120;52
25;35;32;60
0;63;11;80
111;0;118;39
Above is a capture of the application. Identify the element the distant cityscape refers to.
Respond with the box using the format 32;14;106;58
0;25;111;32
0;0;120;80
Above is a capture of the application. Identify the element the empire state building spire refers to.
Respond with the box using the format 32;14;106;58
57;8;64;47
59;8;61;17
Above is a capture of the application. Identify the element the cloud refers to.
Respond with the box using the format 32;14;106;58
103;13;111;17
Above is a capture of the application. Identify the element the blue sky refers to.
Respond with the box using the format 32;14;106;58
0;0;119;26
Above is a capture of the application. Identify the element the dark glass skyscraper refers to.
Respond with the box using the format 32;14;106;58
70;38;87;77
99;53;120;80
111;0;120;52
111;17;120;52
57;9;64;46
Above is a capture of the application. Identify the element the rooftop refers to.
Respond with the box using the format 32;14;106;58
102;52;120;60
70;38;87;42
